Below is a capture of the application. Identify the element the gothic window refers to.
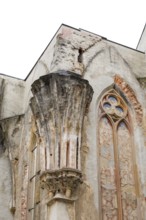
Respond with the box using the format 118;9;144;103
98;89;139;220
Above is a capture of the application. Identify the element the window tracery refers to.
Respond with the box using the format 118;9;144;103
100;91;127;121
98;89;139;220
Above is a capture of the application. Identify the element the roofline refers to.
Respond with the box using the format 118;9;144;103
0;73;23;81
24;24;65;81
25;24;144;81
24;24;90;81
80;27;145;54
107;39;144;54
1;23;144;82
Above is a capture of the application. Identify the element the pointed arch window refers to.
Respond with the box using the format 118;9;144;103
98;89;139;220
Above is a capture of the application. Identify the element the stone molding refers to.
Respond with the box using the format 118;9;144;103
114;75;143;125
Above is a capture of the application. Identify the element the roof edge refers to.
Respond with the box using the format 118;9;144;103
24;24;65;81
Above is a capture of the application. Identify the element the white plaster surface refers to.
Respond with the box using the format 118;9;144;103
0;154;13;220
49;202;70;220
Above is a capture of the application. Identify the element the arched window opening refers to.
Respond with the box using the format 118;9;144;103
98;89;139;220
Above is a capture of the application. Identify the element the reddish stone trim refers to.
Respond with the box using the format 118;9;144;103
114;75;143;125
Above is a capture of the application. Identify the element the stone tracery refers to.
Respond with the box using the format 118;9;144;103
98;89;139;220
101;91;127;121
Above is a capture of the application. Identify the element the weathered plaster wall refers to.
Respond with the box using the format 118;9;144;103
0;115;24;219
46;25;146;219
0;76;25;119
23;26;63;112
48;26;146;78
0;154;13;220
48;202;71;220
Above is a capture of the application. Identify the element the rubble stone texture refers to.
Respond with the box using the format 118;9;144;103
0;24;146;220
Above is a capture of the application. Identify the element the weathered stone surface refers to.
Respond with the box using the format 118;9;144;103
30;71;93;208
0;24;146;220
0;77;25;120
0;115;24;219
49;202;70;220
75;183;99;220
114;74;143;125
50;28;101;75
40;168;82;201
30;71;93;171
98;89;141;219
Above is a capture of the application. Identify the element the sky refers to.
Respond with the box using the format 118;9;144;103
0;0;145;79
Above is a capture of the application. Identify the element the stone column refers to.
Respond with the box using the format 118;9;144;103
30;70;93;219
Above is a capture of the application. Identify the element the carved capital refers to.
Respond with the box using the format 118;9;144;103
40;168;82;203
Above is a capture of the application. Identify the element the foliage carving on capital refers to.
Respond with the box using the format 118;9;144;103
40;168;82;202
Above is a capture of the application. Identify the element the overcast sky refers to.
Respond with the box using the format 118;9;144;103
0;0;145;79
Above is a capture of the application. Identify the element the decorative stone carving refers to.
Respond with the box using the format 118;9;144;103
40;168;82;203
114;75;143;125
30;70;93;202
100;90;127;121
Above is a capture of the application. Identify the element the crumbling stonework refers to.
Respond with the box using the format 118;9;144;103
0;24;146;220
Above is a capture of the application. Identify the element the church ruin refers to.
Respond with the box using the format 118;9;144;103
0;24;146;219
